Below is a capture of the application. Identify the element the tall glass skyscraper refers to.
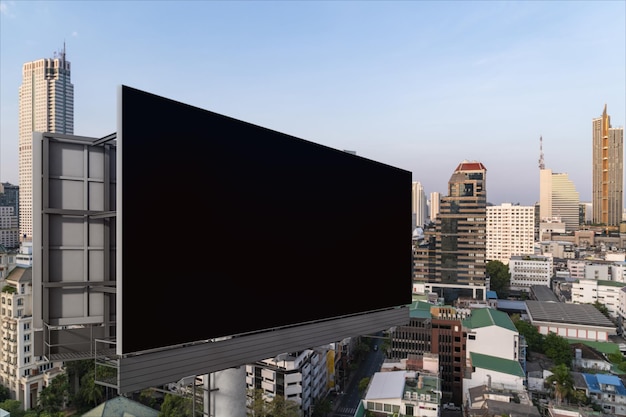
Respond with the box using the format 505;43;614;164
592;104;624;229
18;47;74;240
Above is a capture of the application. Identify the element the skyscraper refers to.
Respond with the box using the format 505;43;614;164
412;181;427;229
413;161;488;302
18;46;74;240
539;168;580;232
592;104;624;229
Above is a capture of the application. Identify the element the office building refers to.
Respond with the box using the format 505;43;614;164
486;203;535;264
412;181;428;229
414;161;488;301
18;48;74;240
539;168;580;232
592;104;624;229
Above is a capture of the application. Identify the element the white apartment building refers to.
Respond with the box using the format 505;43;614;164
486;203;535;265
572;279;624;318
463;308;520;362
362;370;441;417
245;348;329;416
412;182;428;230
462;309;525;398
509;255;553;292
429;192;440;223
19;49;74;240
0;267;64;410
0;207;19;249
15;242;32;268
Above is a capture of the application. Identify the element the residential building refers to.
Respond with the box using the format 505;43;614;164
539;168;581;232
462;308;520;362
486;203;535;264
245;348;329;416
592;104;624;230
538;240;576;259
465;384;539;417
389;301;469;404
577;373;626;416
412;181;428;230
572;279;623;318
18;47;74;240
0;246;16;281
360;370;442;417
414;161;488;302
0;207;19;249
0;183;19;226
462;308;527;401
509;255;553;293
0;267;64;410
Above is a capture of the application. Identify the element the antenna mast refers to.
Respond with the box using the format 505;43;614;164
538;135;545;170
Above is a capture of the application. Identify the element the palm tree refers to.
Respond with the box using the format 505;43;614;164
546;364;573;405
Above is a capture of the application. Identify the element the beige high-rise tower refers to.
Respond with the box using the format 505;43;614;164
592;104;624;229
18;47;74;240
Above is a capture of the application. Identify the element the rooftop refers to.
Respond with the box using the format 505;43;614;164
525;300;615;328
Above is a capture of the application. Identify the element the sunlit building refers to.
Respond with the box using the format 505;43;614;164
486;203;535;264
18;47;73;240
592;104;624;229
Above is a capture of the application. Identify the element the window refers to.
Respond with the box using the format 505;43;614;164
468;334;476;340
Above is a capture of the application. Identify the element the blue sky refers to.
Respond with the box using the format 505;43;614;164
1;1;624;206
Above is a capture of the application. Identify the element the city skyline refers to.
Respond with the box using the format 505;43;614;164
1;1;624;206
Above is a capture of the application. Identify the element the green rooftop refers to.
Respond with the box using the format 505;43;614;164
470;352;525;377
463;308;517;332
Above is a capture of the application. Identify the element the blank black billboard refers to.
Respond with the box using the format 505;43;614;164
120;85;412;354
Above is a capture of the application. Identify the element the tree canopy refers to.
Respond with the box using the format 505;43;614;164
486;260;510;298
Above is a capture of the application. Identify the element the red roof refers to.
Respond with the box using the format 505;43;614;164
455;161;486;172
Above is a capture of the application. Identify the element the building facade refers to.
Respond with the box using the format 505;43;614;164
0;207;19;250
0;267;64;410
18;49;74;240
429;192;440;223
245;348;329;417
412;181;428;230
486;203;535;264
592;104;624;229
539;168;580;232
508;255;553;292
415;161;488;302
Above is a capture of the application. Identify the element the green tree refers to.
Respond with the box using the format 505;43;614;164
358;377;370;396
268;395;300;417
546;363;574;405
0;384;10;402
0;399;26;417
311;397;332;417
247;388;270;417
543;333;573;366
486;260;510;298
37;372;69;416
513;317;544;353
159;393;195;417
592;301;610;318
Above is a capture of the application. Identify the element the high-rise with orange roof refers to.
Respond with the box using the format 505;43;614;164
413;160;488;302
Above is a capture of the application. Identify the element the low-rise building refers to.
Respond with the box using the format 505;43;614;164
361;370;441;417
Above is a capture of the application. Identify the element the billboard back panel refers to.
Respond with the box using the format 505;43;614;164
119;85;412;355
